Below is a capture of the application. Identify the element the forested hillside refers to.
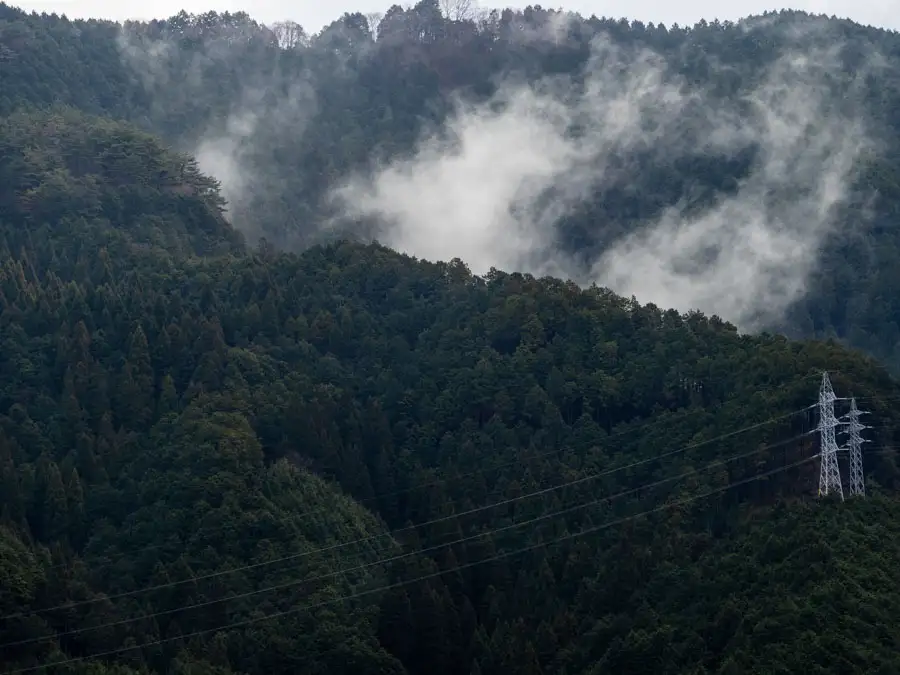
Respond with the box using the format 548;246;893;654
3;2;900;368
0;109;898;673
2;3;900;675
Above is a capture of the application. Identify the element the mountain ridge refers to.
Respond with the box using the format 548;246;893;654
1;4;900;674
6;3;900;371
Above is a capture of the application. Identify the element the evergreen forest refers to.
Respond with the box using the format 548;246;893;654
1;2;900;674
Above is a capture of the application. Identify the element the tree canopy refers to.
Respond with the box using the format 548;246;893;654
1;4;900;675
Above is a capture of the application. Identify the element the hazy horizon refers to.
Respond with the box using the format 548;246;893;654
7;0;899;34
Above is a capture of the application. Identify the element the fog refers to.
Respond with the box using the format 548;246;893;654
117;24;317;241
118;14;875;331
332;34;872;330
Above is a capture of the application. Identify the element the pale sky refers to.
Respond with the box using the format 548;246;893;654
9;0;899;34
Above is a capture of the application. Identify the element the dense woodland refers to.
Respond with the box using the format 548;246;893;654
2;3;900;675
4;1;900;366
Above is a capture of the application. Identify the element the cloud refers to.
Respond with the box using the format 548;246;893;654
332;38;704;276
193;110;257;219
116;21;317;241
331;33;872;330
190;80;317;240
117;27;175;93
594;50;869;330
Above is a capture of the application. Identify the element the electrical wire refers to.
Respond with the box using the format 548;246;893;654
54;369;826;570
0;431;812;649
0;454;818;675
51;401;711;570
1;404;813;622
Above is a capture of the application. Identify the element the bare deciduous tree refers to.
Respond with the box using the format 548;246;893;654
439;0;476;22
270;20;308;49
365;12;384;39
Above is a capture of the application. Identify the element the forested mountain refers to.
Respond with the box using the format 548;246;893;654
3;1;900;368
1;166;900;674
2;3;900;675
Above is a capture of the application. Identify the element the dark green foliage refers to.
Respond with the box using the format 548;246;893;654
5;4;900;370
0;222;898;672
0;108;243;271
0;4;900;675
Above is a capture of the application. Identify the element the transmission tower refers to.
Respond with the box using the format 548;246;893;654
817;372;844;500
844;397;868;497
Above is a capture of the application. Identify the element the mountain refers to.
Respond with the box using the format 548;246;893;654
1;227;899;673
0;108;244;270
0;157;899;672
1;3;900;675
3;3;900;372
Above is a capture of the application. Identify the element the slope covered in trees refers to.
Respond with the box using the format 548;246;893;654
0;109;897;672
1;227;900;673
0;109;243;269
3;2;900;370
1;4;900;675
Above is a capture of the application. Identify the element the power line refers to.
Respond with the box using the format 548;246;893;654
57;369;828;569
1;431;811;650
1;454;818;675
50;402;712;571
1;404;812;622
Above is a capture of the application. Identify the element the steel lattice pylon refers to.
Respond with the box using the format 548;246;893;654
845;397;868;497
817;372;843;500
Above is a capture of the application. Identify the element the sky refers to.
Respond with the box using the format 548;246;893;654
9;0;900;33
